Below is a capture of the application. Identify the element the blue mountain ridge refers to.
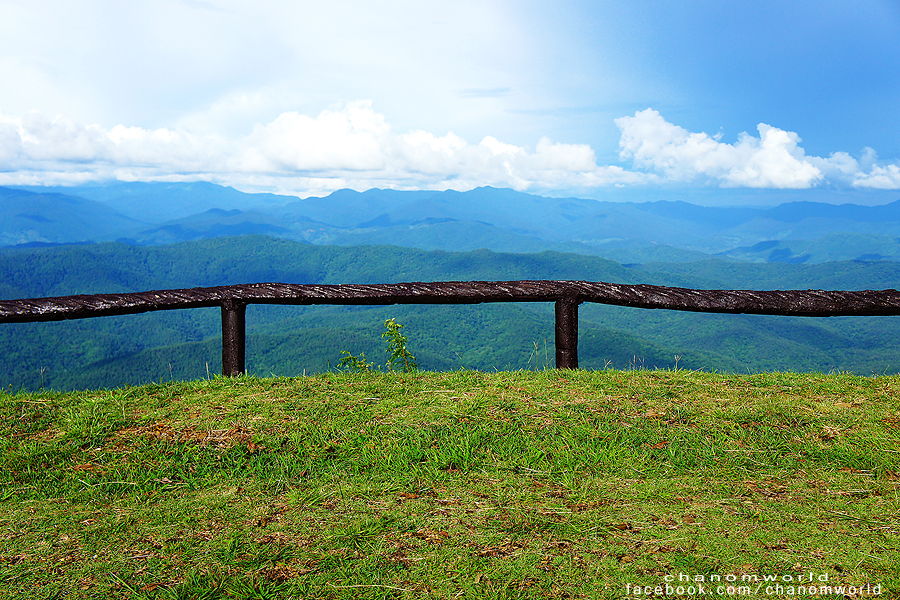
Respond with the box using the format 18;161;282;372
4;182;900;263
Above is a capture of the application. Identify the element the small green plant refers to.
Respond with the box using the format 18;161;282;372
338;318;417;373
337;350;374;373
382;318;417;372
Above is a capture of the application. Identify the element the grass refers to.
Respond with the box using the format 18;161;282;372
1;369;899;598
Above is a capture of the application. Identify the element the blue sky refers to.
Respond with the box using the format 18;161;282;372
1;0;899;203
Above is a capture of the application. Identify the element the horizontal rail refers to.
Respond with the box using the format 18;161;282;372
3;280;900;375
4;280;900;323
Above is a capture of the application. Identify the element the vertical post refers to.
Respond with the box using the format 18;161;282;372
221;299;246;376
555;296;579;369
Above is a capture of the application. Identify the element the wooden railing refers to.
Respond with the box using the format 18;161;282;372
3;280;900;374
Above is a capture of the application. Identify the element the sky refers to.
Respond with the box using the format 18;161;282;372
1;0;899;204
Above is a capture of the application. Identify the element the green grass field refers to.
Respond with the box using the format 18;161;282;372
2;369;898;598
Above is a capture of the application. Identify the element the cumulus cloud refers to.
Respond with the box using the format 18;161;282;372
616;109;822;188
854;163;900;189
615;108;899;190
0;101;646;194
0;103;897;194
242;104;390;172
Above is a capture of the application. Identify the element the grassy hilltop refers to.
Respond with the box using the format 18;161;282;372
2;369;898;598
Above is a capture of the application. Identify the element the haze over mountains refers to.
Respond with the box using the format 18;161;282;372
4;182;900;264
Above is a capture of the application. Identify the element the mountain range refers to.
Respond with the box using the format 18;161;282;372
4;182;900;263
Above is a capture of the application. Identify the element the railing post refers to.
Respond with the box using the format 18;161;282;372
221;299;246;376
555;295;580;369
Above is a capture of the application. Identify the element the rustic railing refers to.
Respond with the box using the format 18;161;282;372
3;280;900;375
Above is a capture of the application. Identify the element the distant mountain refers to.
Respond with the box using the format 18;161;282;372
0;186;145;246
13;181;298;222
4;182;900;263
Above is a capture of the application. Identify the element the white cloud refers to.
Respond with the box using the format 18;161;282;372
808;151;860;180
1;104;897;195
0;102;646;195
616;109;823;188
243;104;391;172
533;137;597;172
614;108;900;190
854;163;900;189
723;125;823;188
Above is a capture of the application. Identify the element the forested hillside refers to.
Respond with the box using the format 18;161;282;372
3;236;900;391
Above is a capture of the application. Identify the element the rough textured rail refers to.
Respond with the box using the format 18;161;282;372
3;280;900;373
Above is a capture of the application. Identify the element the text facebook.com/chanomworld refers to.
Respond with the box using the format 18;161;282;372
624;572;882;597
